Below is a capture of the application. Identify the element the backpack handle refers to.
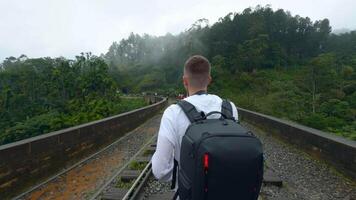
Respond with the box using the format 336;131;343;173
203;111;228;119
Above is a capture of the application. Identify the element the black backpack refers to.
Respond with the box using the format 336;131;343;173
172;99;263;200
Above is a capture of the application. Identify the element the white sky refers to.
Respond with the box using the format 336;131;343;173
0;0;355;61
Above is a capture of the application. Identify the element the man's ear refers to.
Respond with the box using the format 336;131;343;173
182;76;188;89
208;75;212;85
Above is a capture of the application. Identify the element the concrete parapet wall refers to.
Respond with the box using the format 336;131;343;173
237;107;356;181
0;96;167;198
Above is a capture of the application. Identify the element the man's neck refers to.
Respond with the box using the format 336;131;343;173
188;87;207;96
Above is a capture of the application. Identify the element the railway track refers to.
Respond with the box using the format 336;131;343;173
11;98;354;200
10;111;285;200
89;133;285;200
13;115;162;200
90;135;157;200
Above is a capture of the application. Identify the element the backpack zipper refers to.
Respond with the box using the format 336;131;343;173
195;133;257;156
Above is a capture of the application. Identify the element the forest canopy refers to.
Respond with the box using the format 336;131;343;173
1;5;355;143
103;6;356;140
0;53;147;145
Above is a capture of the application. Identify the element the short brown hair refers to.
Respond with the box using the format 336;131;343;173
184;55;211;88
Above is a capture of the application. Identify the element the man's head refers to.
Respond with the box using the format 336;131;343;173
183;55;212;95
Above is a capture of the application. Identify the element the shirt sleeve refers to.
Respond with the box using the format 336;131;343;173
151;107;176;182
230;101;239;122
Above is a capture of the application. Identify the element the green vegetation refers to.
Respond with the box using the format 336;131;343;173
103;6;355;140
115;177;134;189
1;5;355;142
0;53;147;145
142;149;155;156
128;161;148;171
220;65;356;140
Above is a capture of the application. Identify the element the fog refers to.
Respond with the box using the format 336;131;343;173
1;0;356;61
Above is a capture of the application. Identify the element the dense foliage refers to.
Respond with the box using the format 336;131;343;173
0;53;147;145
104;6;356;140
1;6;355;142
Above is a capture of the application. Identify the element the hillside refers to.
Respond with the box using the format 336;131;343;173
1;6;355;142
104;6;356;140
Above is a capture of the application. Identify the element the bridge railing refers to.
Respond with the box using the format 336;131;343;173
0;96;167;198
237;107;356;181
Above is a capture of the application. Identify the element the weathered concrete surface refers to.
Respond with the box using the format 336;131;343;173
0;96;167;199
237;107;356;181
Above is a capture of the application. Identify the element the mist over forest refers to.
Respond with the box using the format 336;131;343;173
1;6;355;144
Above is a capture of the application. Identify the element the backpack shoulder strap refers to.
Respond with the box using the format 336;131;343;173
221;99;233;120
171;159;178;190
177;100;204;123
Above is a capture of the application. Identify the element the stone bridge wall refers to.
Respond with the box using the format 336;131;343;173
237;107;356;181
0;96;167;198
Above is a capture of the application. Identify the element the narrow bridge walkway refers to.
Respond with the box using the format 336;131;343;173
19;111;355;200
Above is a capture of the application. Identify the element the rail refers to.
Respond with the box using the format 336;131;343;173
90;135;156;200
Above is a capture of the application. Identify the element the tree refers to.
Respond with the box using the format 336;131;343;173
300;53;337;113
233;34;269;72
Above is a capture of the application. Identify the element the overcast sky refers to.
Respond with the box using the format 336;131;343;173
0;0;355;61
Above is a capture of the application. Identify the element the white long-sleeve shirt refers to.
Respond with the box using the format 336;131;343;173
151;94;238;182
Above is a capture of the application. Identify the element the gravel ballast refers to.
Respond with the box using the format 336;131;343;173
244;122;356;200
21;114;162;200
142;121;355;200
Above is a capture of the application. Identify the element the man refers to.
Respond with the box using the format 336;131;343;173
152;55;238;182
